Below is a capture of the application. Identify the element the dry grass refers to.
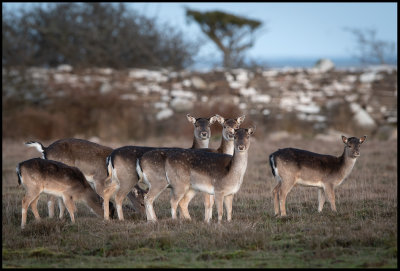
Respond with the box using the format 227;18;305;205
2;136;397;268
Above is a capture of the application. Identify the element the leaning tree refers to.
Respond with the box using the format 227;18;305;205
186;8;262;69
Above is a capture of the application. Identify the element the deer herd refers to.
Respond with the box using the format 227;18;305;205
16;113;366;229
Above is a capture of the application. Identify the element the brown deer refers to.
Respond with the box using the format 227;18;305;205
16;158;104;229
138;127;255;223
24;139;129;218
269;135;367;217
138;114;245;222
103;114;218;220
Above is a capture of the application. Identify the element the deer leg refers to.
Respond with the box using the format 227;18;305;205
103;182;118;220
21;190;40;229
204;194;214;223
278;181;295;217
30;195;41;221
114;190;129;221
170;185;188;220
62;195;76;223
48;195;56;218
324;184;337;213
318;187;326;212
93;177;117;218
223;194;234;222
178;189;196;220
272;182;281;216
142;173;168;222
144;195;157;222
112;177;136;221
214;193;225;223
57;198;65;219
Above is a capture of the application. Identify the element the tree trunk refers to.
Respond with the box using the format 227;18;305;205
223;50;232;69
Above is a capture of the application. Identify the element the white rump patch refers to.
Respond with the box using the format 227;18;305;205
25;142;44;158
136;159;151;190
165;171;171;185
142;172;151;190
270;155;282;183
16;166;24;185
111;163;119;186
136;159;143;181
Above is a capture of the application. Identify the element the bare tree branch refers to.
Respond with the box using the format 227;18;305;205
344;27;396;65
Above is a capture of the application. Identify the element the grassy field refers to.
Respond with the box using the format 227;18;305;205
2;135;397;268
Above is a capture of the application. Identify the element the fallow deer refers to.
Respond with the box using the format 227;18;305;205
24;139;128;218
16;158;104;229
138;127;255;223
269;135;367;217
138;114;245;222
103;114;218;220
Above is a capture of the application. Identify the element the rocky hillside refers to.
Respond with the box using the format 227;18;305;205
2;63;397;141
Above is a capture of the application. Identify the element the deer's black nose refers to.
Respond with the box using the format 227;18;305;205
238;145;245;151
201;132;208;138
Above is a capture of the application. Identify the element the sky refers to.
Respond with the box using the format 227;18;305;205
131;2;397;61
3;2;398;67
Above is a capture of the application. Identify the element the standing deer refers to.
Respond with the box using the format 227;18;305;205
138;127;255;223
269;135;367;217
138;114;245;222
103;114;218;220
16;158;104;229
24;139;130;219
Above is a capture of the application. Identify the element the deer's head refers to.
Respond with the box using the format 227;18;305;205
217;115;245;141
342;135;367;159
234;126;255;152
187;114;218;141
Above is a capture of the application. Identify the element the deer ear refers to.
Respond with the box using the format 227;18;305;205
208;115;218;124
247;126;255;135
186;114;196;124
341;135;348;144
215;114;225;124
237;115;245;124
359;135;367;144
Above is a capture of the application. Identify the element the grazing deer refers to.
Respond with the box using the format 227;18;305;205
16;158;104;229
24;139;125;218
103;114;218;220
138;127;255;223
269;135;367;217
138;114;245;222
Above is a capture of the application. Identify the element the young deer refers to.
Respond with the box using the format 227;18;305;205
24;139;125;218
137;115;245;222
269;135;367;217
139;127;255;223
16;158;104;229
103;114;218;220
